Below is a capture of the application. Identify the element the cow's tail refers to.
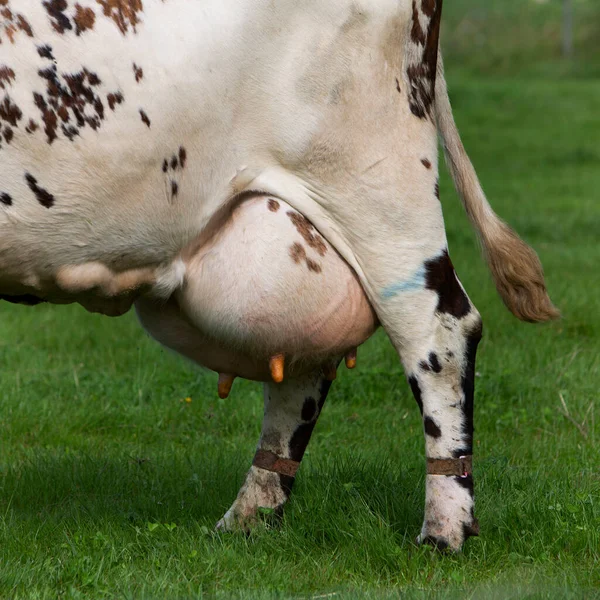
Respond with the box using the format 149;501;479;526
433;54;559;323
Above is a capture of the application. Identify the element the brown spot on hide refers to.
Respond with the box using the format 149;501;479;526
456;474;474;497
33;92;57;143
409;376;423;415
133;63;143;82
74;3;96;35
57;105;69;122
410;0;426;45
288;380;332;462
0;5;34;43
0;95;22;126
406;0;442;120
0;192;12;206
3;126;13;142
139;108;150;127
25;172;55;208
34;64;107;143
435;179;440;199
287;211;327;257
161;159;168;172
424;416;442;438
459;320;482;455
421;158;432;169
267;198;280;212
0;66;15;89
289;243;323;274
96;0;144;35
290;242;306;264
424;250;471;318
17;15;33;37
37;45;55;60
422;0;437;17
170;155;178;170
420;352;442;373
306;258;322;273
178;146;187;168
107;91;123;110
395;77;401;93
170;180;178;197
43;0;72;34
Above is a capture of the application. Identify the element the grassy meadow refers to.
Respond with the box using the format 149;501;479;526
1;3;599;598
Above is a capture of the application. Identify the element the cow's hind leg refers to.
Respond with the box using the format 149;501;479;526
394;257;482;550
216;369;332;531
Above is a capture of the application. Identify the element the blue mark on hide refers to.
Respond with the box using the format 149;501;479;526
381;265;426;299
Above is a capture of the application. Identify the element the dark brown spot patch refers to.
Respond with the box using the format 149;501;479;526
170;180;178;198
424;250;471;318
0;94;22;148
0;192;12;206
74;3;96;35
0;66;15;89
424;417;442;438
0;95;22;126
139;109;150;127
288;380;332;462
178;146;187;168
43;0;72;34
133;63;143;82
33;62;107;143
410;0;426;45
420;352;442;373
459;320;483;452
96;0;144;35
267;198;280;212
107;91;123;110
289;243;322;274
406;0;442;120
408;375;423;415
287;211;327;257
25;172;55;208
421;158;432;169
37;45;55;60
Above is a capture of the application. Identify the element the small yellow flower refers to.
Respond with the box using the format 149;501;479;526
185;397;192;404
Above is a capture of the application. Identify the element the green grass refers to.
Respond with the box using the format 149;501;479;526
442;0;600;77
1;67;600;600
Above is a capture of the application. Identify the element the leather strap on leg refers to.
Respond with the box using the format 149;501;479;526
253;449;300;478
427;455;473;477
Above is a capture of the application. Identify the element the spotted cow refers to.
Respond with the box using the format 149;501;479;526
0;0;557;551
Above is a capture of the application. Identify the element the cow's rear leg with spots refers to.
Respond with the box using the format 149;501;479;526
216;370;332;531
396;254;483;550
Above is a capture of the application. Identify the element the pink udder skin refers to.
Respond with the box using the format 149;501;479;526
136;196;377;381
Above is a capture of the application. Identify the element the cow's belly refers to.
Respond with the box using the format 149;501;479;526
136;196;377;381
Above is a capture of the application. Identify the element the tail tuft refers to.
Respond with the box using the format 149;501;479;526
435;52;559;323
481;221;560;322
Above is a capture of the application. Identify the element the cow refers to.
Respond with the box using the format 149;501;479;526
0;0;558;551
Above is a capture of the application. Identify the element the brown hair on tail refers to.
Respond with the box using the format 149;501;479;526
434;54;559;323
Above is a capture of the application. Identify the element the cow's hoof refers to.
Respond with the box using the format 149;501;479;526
417;517;479;552
417;533;452;552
